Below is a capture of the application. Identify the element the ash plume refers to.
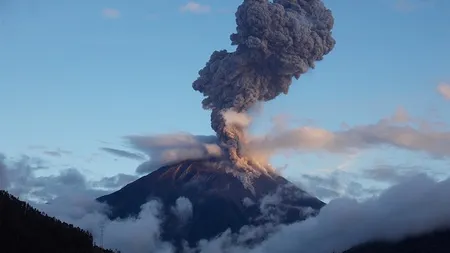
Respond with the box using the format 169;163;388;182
193;0;335;168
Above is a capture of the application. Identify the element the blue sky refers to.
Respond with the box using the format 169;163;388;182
1;0;450;198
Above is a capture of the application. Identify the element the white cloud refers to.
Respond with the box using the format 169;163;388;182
363;164;425;183
437;82;450;100
180;2;211;14
3;152;450;253
171;197;193;223
102;8;121;19
394;0;434;12
0;154;135;202
247;174;450;253
126;133;222;174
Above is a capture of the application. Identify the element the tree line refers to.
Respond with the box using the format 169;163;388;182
0;190;118;253
342;227;450;253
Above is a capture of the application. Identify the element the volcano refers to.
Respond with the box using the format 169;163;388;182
97;158;324;249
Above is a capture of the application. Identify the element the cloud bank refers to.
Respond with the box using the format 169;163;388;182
2;154;450;253
0;155;137;202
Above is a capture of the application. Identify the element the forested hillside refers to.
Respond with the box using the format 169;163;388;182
343;228;450;253
0;190;116;253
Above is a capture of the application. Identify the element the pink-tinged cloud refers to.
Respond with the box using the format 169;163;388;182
179;2;211;14
245;108;450;160
437;83;450;100
102;8;120;19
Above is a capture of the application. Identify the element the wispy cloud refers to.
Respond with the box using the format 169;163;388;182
126;133;221;174
297;170;380;202
394;0;434;12
27;145;71;157
102;8;121;19
179;2;211;14
145;13;159;21
395;0;417;12
100;147;147;161
43;148;72;158
363;164;426;184
28;145;47;150
437;82;450;100
92;173;138;189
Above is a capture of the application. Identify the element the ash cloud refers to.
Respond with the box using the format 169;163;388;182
192;0;335;165
95;0;337;175
3;0;447;251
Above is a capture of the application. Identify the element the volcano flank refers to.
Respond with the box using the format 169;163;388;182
97;158;324;249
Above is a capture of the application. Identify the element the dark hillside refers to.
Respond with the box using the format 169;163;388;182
0;190;116;253
343;229;450;253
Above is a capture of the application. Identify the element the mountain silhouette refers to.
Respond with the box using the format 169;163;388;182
97;158;325;249
0;190;116;253
343;229;450;253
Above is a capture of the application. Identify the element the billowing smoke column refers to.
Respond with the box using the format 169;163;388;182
193;0;336;168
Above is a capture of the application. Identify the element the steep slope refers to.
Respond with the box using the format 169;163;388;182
97;158;324;248
0;190;115;253
343;229;450;253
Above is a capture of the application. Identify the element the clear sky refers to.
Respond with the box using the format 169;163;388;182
1;0;450;199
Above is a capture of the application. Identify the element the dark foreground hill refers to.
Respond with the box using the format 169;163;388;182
0;190;115;253
97;158;325;249
343;228;450;253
